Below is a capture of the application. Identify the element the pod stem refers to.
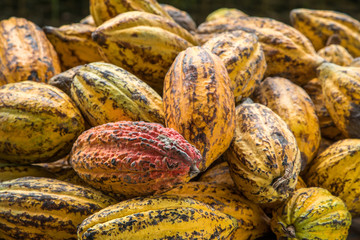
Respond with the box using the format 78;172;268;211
279;222;296;238
272;164;292;194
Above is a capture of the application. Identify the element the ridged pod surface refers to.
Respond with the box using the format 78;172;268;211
0;81;85;164
271;187;352;240
70;121;203;199
90;0;172;26
225;103;301;204
305;139;360;216
48;65;81;97
161;4;196;32
0;17;61;86
290;8;360;57
253;77;321;170
92;11;197;94
0;177;117;240
303;78;343;140
205;8;248;22
318;63;360;138
78;195;238;240
70;62;164;126
164;46;235;171
164;182;270;240
203;30;266;101
198;161;235;187
43;23;103;70
0;164;53;182
197;16;324;85
317;44;353;66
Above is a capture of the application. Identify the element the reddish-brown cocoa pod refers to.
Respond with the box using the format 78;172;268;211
70;121;203;199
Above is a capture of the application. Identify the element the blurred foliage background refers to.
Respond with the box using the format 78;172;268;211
0;0;360;27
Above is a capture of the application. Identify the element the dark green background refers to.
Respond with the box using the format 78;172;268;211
1;0;360;27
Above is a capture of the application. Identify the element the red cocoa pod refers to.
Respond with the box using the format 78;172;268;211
70;121;202;199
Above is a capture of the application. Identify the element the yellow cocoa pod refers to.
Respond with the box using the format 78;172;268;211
0;81;85;164
317;137;335;156
350;57;360;67
164;46;236;171
290;8;360;57
164;182;270;240
48;65;82;97
318;44;353;66
92;11;197;94
271;187;352;240
253;77;321;170
80;15;95;26
225;103;301;204
70;62;164;126
305;139;360;216
0;164;53;182
0;177;117;239
90;0;172;26
0;17;61;86
203;30;266;102
43;23;104;70
198;161;235;187
303;78;344;140
317;62;360;138
295;176;307;190
197;16;324;85
78;195;238;240
206;8;248;22
161;4;196;32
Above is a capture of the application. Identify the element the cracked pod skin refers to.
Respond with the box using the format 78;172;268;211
90;0;172;26
70;62;165;127
77;195;238;240
290;8;360;57
70;121;203;199
0;17;61;86
0;177;117;240
203;30;267;102
317;62;360;138
43;23;104;70
164;182;270;240
163;46;236;171
92;11;197;94
271;187;352;240
253;77;321;171
197;16;324;86
305;139;360;217
225;103;301;204
0;81;85;164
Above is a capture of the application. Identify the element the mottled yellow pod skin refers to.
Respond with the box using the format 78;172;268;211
0;81;85;164
78;195;238;240
0;165;53;182
350;57;360;67
205;8;248;22
0;177;117;240
303;78;344;140
164;182;270;240
92;11;197;94
197;16;324;85
203;30;267;102
271;187;352;240
305;139;360;217
225;103;301;204
43;23;104;70
318;44;353;66
253;77;321;170
48;65;82;97
0;17;61;86
295;176;307;190
318;63;360;138
290;8;360;57
164;46;236;171
71;62;164;127
161;4;196;32
90;0;172;26
198;161;235;187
